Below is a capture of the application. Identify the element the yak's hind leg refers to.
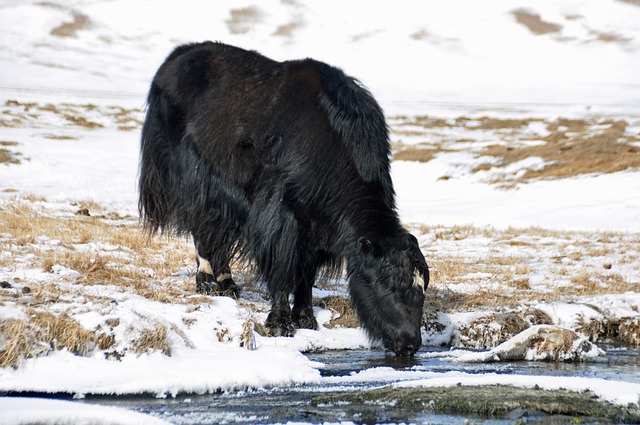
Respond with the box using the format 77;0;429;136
194;238;240;297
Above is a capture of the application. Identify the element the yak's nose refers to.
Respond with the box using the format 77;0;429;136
393;335;421;356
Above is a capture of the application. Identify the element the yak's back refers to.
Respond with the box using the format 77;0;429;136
147;42;395;206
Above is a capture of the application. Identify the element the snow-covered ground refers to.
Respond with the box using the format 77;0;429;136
1;0;639;423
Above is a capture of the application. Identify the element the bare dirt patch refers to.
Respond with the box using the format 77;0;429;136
272;20;304;38
511;9;563;35
390;115;640;186
226;7;263;35
50;12;92;38
483;121;640;181
0;100;142;131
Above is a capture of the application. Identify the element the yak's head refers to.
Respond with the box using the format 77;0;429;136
347;232;429;356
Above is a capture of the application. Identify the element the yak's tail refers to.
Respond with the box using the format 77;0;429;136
138;82;182;233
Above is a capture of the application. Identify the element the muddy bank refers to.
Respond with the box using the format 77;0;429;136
311;385;640;424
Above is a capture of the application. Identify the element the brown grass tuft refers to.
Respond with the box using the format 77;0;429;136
528;327;578;360
131;324;171;356
478;119;639;182
457;313;529;349
0;310;111;368
0;147;22;165
317;296;359;328
618;317;640;347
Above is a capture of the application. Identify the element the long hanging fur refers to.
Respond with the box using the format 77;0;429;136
317;66;395;209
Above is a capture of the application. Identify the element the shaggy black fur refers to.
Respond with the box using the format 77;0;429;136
139;42;430;356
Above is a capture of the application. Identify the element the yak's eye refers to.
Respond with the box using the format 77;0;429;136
412;269;427;296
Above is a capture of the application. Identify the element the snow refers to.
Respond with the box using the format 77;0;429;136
0;348;321;398
393;159;640;232
1;0;640;421
0;397;170;425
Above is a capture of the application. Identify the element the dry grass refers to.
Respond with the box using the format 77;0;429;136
419;223;640;313
388;115;640;186
0;309;113;368
0;147;22;165
1;197;639;362
0;100;142;131
317;296;359;328
0;200;193;303
457;313;529;349
618;317;640;347
477;117;533;129
394;145;439;163
482;125;640;181
131;323;171;356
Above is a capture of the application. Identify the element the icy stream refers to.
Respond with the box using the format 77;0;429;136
82;345;640;424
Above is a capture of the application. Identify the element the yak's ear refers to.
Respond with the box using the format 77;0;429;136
358;237;379;256
359;237;373;253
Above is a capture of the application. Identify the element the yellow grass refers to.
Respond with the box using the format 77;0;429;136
387;115;640;186
0;309;113;368
1;197;640;361
131;323;171;357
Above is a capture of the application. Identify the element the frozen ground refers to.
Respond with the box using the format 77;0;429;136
1;0;639;423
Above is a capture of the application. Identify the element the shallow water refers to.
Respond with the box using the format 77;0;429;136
85;345;640;424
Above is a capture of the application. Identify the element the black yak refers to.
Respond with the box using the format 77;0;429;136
139;42;429;356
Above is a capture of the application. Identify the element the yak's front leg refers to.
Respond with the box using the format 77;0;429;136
265;291;295;337
292;266;318;330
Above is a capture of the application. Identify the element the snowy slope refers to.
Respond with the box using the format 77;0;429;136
1;0;640;108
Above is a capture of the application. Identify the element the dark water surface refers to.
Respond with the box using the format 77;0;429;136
86;345;640;424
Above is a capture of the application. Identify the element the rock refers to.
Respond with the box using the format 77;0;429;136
454;325;604;363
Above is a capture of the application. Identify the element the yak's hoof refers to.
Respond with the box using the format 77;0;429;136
293;309;318;330
218;277;240;298
196;272;221;295
265;313;295;337
196;272;240;298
